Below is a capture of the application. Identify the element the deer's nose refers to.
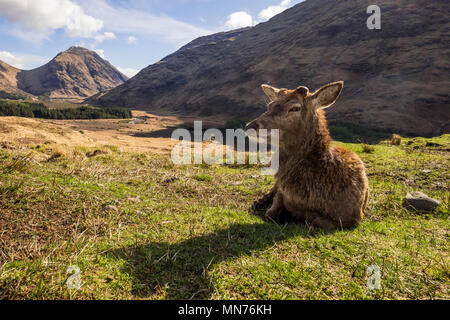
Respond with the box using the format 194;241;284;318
245;120;259;131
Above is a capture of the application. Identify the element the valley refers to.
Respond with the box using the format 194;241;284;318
0;111;224;154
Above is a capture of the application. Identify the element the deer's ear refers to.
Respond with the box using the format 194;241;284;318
261;84;282;101
310;81;344;110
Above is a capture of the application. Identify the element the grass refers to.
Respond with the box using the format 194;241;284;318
0;135;448;300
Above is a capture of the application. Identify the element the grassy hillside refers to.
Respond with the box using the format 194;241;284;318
0;135;448;299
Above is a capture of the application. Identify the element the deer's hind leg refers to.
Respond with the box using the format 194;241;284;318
302;211;339;231
310;217;339;231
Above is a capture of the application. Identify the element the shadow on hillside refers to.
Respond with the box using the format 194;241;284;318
133;126;272;152
131;123;222;139
107;220;324;299
132;126;178;138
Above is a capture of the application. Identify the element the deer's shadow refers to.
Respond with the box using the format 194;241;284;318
106;219;325;299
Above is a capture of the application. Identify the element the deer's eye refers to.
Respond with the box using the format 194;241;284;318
288;106;301;113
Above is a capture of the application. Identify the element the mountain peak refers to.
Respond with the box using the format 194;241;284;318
0;46;128;100
56;46;98;59
65;46;93;54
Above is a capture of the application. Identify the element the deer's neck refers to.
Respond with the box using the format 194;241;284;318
279;111;332;164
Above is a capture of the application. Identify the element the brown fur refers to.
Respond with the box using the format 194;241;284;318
247;82;369;230
391;134;402;146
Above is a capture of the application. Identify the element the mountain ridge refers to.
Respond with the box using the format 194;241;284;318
87;0;450;136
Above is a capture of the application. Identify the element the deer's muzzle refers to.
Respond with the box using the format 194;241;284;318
245;120;260;131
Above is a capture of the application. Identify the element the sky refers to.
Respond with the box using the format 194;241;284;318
0;0;304;78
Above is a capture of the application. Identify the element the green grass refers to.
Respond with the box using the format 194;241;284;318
0;135;448;300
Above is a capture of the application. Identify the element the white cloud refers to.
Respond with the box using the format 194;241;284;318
0;51;22;68
77;0;212;46
224;1;303;31
0;50;48;69
94;31;116;43
0;0;104;40
127;36;137;44
93;49;105;59
259;0;292;21
225;11;254;30
117;67;139;78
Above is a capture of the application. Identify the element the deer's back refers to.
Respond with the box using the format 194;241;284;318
277;145;368;218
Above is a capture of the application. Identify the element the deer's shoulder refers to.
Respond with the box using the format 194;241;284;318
330;145;365;169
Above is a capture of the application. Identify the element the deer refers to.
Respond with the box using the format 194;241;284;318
246;81;369;230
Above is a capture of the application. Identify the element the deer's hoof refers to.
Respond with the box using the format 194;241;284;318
252;193;275;213
264;209;281;223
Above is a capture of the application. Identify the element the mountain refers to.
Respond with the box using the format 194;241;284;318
0;60;26;96
87;0;450;136
177;27;252;52
0;47;128;100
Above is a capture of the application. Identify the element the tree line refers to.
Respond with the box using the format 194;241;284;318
0;100;132;120
0;90;26;100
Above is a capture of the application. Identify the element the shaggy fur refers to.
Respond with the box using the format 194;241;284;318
247;82;369;230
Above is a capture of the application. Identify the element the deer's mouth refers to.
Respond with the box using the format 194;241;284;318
245;120;260;131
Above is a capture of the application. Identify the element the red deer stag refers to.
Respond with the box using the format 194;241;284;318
246;81;369;230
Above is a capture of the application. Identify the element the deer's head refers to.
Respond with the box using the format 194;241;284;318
246;82;344;136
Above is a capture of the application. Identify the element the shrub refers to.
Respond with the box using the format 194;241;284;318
391;134;402;146
361;144;375;153
0;90;26;100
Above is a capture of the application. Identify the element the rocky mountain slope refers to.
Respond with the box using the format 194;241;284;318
88;0;450;136
0;47;128;100
0;60;26;96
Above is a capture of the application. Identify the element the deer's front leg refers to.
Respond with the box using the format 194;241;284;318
265;191;284;222
252;184;277;212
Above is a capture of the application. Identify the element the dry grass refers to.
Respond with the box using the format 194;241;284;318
0;113;224;154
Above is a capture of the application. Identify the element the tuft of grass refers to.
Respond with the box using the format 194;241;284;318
47;145;68;162
194;173;214;182
361;144;375;153
391;134;402;146
1;155;31;174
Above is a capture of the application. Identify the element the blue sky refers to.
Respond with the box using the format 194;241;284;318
0;0;304;77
